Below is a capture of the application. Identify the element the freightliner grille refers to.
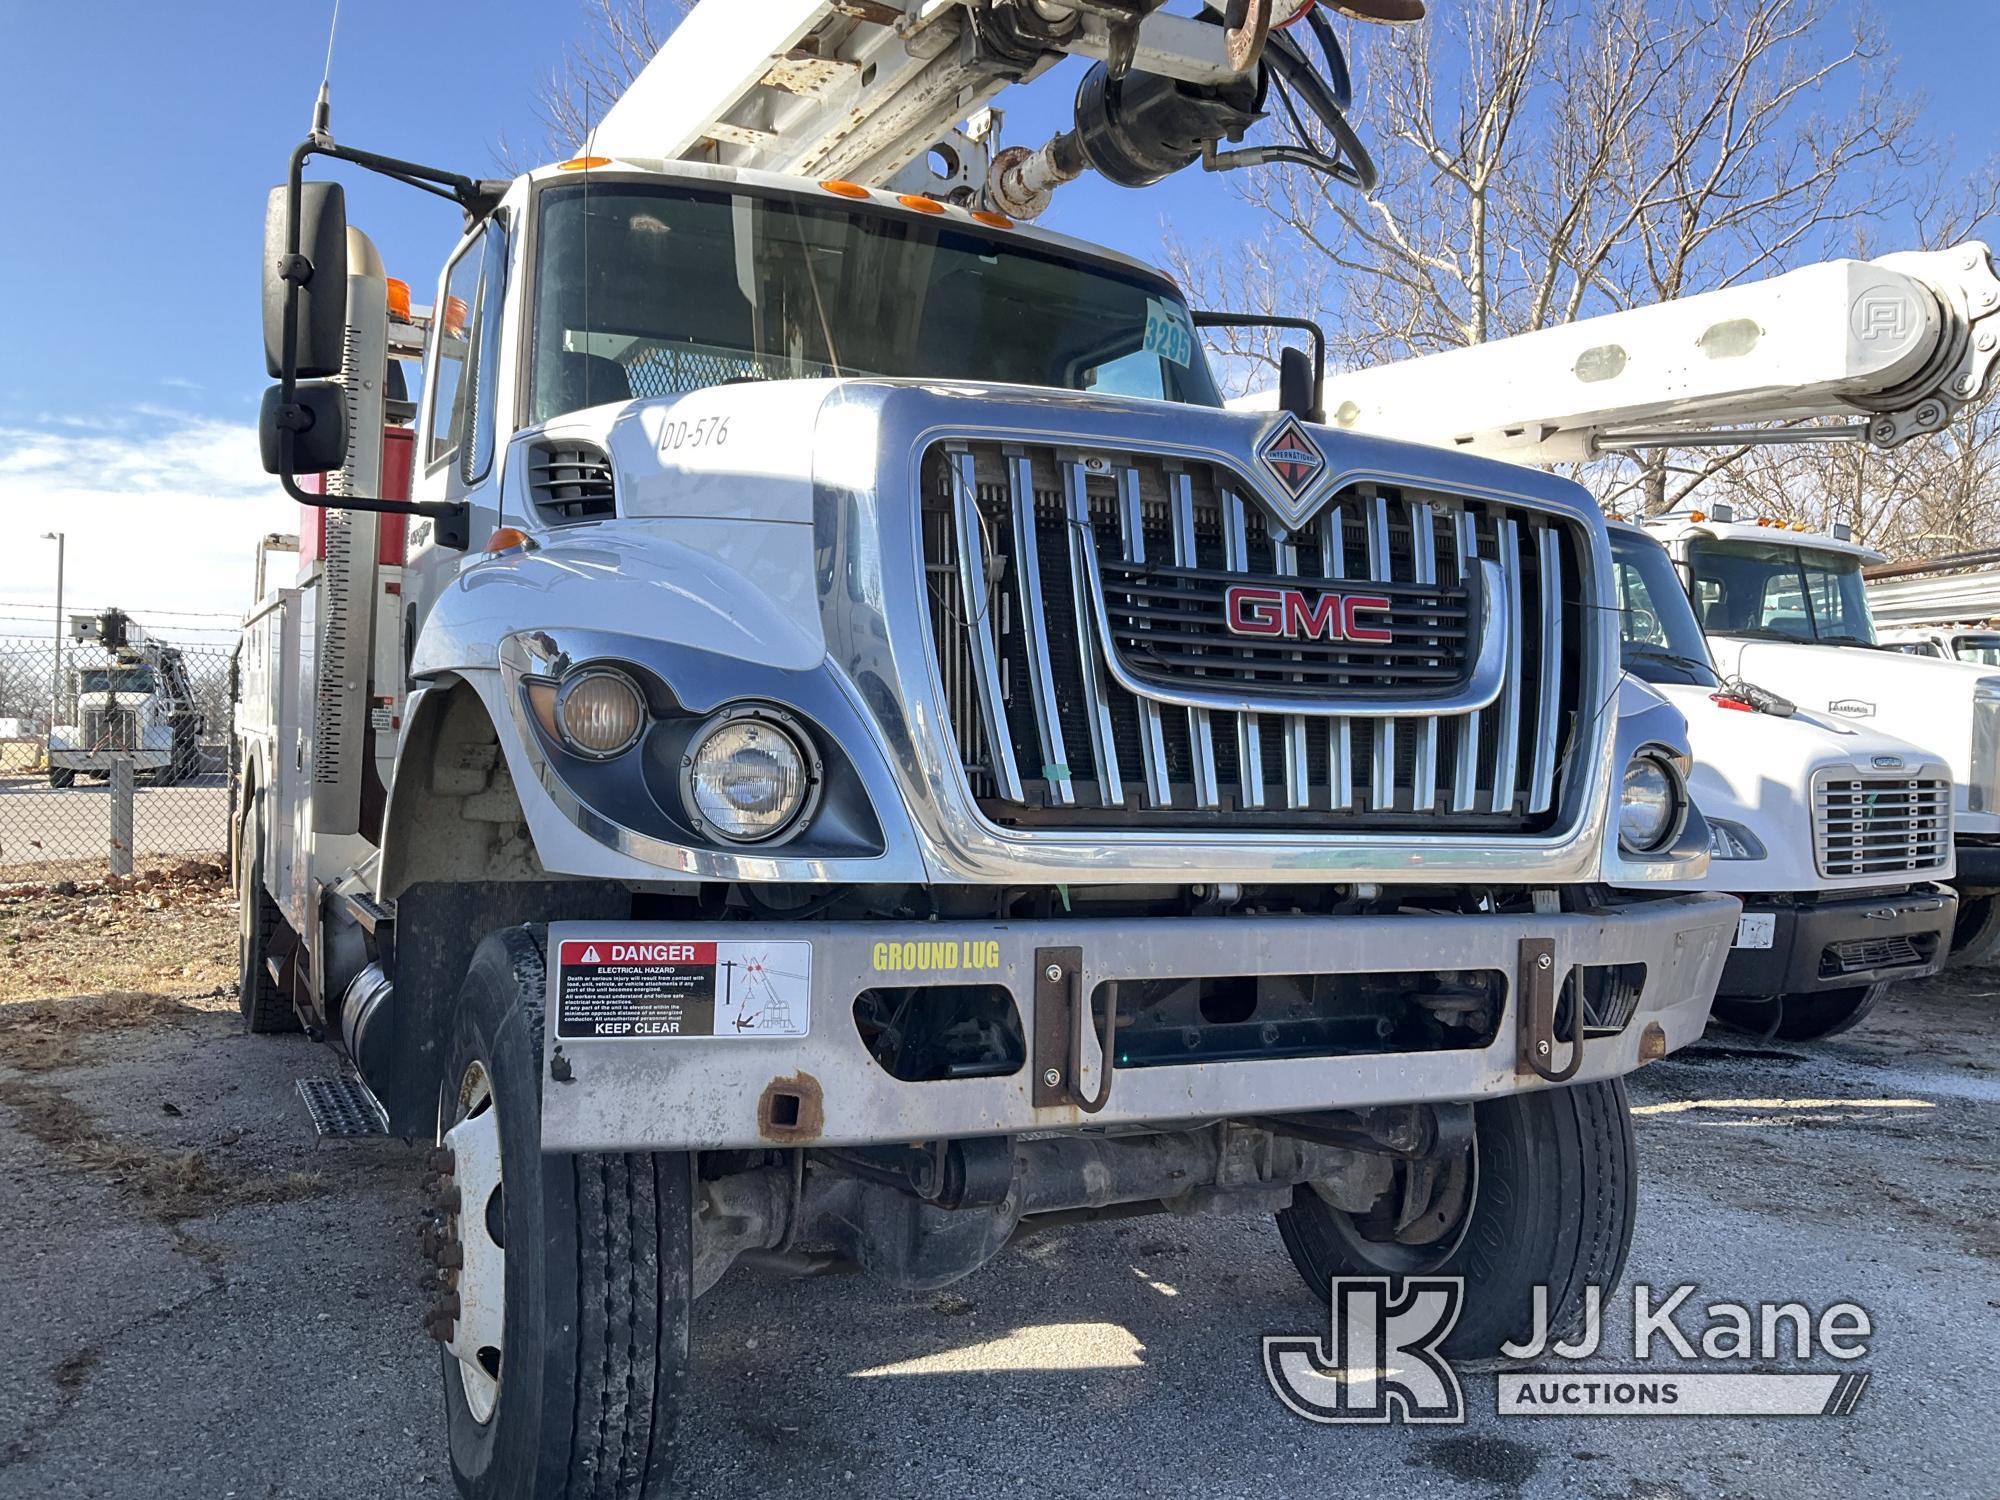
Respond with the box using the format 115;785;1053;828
919;440;1584;830
1812;774;1951;878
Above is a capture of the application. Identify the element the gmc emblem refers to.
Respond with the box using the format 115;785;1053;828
1225;584;1393;643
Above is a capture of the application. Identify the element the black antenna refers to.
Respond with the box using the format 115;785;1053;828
310;0;342;143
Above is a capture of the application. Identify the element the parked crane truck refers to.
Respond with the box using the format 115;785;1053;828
243;3;1736;1493
1273;242;2000;968
47;608;204;787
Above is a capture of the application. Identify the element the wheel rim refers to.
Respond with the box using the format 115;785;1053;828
1318;1137;1480;1276
440;1060;507;1424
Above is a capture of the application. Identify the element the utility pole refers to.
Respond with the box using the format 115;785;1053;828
40;532;64;734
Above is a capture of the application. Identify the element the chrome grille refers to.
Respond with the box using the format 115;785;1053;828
919;440;1585;829
81;707;139;752
1812;774;1951;878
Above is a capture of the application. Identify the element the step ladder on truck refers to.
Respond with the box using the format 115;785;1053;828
1236;239;2000;968
240;3;1741;1492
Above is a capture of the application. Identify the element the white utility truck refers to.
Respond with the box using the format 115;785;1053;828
1242;239;2000;966
47;608;204;787
1643;507;2000;965
1881;624;2000;664
241;4;1737;1493
1608;522;1954;1038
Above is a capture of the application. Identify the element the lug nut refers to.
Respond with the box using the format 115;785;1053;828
437;1243;465;1269
431;1293;461;1322
426;1147;455;1174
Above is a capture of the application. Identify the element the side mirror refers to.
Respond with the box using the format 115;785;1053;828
259;382;348;475
264;181;348;379
1279;345;1316;422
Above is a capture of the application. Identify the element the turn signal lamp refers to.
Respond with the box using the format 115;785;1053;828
486;527;533;554
1688;510;1706;523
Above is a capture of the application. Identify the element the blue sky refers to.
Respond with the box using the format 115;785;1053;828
1;1;1994;627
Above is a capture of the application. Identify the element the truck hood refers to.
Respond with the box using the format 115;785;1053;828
511;377;1606;531
1707;634;1998;831
1648;678;1954;893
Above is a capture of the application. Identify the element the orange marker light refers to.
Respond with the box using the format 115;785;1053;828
386;277;411;322
486;527;534;554
820;179;871;199
559;156;612;171
1688;510;1706;523
898;193;947;214
442;295;469;338
970;209;1014;229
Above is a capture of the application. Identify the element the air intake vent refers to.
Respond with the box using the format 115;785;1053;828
528;441;616;520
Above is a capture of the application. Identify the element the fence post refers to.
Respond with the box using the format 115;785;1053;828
109;756;134;877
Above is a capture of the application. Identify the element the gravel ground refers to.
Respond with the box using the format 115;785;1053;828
0;952;1994;1499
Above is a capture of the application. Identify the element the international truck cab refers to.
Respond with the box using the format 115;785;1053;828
1644;509;2000;965
239;7;1739;1495
1607;522;1955;1038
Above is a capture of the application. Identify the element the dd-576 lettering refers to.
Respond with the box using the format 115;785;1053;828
659;415;731;452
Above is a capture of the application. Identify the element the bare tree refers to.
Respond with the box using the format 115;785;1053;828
1174;0;1982;539
501;0;693;170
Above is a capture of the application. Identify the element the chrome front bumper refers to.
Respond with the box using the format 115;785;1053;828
540;891;1740;1152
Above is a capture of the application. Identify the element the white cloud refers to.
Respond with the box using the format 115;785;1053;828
0;410;297;632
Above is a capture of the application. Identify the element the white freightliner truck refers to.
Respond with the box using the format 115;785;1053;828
47;608;205;787
1250;239;2000;967
241;4;1738;1492
1640;510;2000;965
1606;522;1954;1038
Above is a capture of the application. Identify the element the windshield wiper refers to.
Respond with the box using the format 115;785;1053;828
1624;645;1715;675
1816;633;1886;649
1718;626;1812;643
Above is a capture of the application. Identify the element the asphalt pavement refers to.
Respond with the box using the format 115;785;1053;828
1;969;1995;1498
0;772;230;867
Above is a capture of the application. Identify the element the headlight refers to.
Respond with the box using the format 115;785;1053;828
551;669;647;758
1706;817;1767;861
683;707;818;843
1619;752;1683;853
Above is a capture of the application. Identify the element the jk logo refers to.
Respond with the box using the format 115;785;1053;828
1263;1277;1466;1424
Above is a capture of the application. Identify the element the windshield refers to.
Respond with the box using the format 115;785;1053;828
1954;634;2000;666
77;666;154;695
1685;538;1876;645
528;180;1222;423
1610;532;1718;687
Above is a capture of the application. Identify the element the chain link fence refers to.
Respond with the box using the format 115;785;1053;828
0;632;237;880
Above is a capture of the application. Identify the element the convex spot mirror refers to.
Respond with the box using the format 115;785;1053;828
258;381;348;476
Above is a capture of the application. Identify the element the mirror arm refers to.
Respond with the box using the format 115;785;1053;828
277;138;478;551
1191;310;1327;423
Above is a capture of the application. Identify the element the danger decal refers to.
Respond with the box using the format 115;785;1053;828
555;939;811;1040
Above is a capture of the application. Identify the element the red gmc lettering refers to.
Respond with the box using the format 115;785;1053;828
1341;593;1393;644
1224;585;1288;637
1225;585;1395;644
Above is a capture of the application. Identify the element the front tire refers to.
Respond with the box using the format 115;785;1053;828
48;766;74;788
1276;1080;1635;1360
439;926;693;1500
1771;983;1887;1040
1952;894;2000;969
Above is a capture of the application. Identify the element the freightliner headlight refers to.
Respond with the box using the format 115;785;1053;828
1619;752;1685;854
1972;681;2000;815
682;707;819;843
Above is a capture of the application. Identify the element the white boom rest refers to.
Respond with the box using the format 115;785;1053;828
1240;243;2000;462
